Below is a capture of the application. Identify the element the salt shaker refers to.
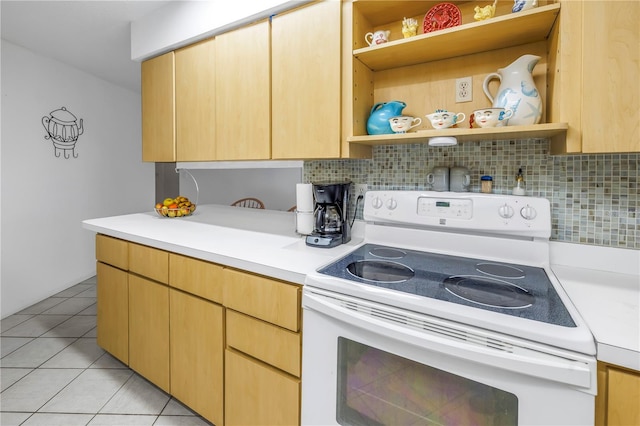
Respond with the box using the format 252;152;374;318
512;168;526;196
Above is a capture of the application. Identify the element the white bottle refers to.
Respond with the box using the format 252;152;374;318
512;168;526;196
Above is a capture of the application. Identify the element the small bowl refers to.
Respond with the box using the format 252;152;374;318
155;204;196;218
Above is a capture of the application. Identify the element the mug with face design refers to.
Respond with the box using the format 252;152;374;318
473;108;514;128
365;30;390;46
389;116;422;133
426;110;466;130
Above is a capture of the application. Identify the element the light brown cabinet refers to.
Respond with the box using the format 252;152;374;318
550;1;639;154
95;235;303;425
170;289;223;425
175;38;217;161
596;362;640;426
216;20;271;160
223;267;302;425
142;51;175;162
345;0;639;154
225;349;300;426
271;1;343;160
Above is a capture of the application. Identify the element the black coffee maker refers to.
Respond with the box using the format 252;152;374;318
305;181;351;248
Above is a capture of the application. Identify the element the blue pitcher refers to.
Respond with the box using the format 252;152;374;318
367;101;406;135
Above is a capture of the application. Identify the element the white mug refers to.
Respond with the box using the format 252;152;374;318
389;116;422;133
472;108;514;128
427;166;449;191
450;166;471;192
426;110;466;130
365;30;390;46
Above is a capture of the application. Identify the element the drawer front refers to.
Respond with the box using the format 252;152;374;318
169;254;224;303
96;234;128;270
227;309;301;377
129;243;169;284
225;349;300;426
223;268;301;332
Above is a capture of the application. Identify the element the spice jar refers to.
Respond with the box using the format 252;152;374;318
481;175;493;193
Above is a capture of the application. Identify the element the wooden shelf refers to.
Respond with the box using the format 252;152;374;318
353;3;560;70
348;122;568;146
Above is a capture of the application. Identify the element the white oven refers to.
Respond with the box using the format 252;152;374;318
302;191;596;426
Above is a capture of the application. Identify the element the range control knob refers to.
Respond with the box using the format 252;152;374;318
371;196;383;209
386;198;398;210
520;205;537;220
498;204;515;219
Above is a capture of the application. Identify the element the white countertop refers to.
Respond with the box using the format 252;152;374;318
551;242;640;371
82;206;639;371
82;204;364;285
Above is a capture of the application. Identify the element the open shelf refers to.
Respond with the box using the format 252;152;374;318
353;3;560;70
348;123;568;146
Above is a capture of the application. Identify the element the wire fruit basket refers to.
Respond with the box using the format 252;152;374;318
154;169;199;218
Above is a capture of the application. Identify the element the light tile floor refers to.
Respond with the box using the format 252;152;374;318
1;276;213;426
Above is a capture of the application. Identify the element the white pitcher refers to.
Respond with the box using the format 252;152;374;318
482;54;542;126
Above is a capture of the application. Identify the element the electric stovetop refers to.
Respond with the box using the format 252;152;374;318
318;243;576;327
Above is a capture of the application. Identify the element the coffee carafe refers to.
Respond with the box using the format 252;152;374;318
306;181;351;248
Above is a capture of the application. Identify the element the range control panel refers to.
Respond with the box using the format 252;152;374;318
364;191;551;238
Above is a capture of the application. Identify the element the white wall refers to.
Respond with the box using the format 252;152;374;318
1;40;154;317
131;0;309;60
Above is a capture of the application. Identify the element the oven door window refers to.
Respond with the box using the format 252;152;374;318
336;338;518;425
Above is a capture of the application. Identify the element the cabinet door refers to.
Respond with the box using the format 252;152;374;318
216;20;271;160
581;1;639;153
271;1;342;159
142;52;175;162
176;38;217;161
96;262;128;364
170;289;223;426
129;274;170;392
607;367;640;425
225;349;300;426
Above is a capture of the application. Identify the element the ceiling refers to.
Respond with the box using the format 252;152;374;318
1;0;173;93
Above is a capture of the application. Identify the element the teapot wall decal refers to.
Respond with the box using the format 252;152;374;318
367;101;407;135
42;106;84;159
482;54;542;126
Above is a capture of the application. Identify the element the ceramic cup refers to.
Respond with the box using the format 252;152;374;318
472;108;514;128
389;116;422;133
450;166;471;192
365;30;390;46
427;166;449;191
426;110;466;130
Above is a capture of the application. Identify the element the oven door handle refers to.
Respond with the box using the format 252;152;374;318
304;290;595;393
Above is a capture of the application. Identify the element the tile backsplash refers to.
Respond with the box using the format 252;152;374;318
304;139;639;250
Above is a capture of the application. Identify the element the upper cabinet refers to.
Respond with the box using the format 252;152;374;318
271;1;343;159
345;0;639;154
550;1;639;154
175;38;216;162
216;21;271;161
142;52;175;162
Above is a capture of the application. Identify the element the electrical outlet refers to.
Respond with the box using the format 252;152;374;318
456;76;472;103
355;184;368;196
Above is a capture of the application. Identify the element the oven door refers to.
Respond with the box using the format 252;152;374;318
301;287;595;426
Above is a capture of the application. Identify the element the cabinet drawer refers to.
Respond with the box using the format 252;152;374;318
96;234;128;270
223;268;301;332
225;349;300;426
129;243;168;284
227;309;301;377
169;254;224;303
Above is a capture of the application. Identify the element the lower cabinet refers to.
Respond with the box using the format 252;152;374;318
95;234;302;425
225;349;300;426
96;262;128;364
170;289;224;426
596;362;640;425
128;274;170;393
